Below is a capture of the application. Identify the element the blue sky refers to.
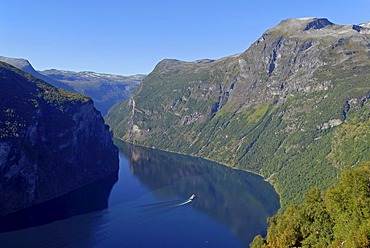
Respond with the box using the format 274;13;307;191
1;0;370;75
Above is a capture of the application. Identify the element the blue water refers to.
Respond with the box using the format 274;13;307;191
0;141;279;248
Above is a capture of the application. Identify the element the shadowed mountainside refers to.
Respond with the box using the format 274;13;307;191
0;61;119;216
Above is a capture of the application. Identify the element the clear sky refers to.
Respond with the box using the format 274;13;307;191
1;0;369;75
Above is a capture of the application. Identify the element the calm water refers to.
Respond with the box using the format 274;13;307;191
0;140;279;248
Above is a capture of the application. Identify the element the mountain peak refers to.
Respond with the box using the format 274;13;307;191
302;18;334;30
274;17;334;32
0;56;34;73
107;16;370;208
360;22;370;28
0;56;75;92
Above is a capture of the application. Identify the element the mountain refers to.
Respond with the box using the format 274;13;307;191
0;61;119;216
106;18;370;207
40;69;145;115
0;56;74;91
0;56;144;116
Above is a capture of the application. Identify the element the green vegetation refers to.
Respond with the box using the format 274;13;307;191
327;101;370;168
250;165;370;247
106;19;370;210
0;61;119;216
0;61;90;139
41;69;144;115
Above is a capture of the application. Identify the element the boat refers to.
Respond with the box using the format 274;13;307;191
189;194;196;201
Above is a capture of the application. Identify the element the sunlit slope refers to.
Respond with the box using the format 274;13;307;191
106;18;370;206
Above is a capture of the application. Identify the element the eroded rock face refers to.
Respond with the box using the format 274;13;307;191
0;62;119;216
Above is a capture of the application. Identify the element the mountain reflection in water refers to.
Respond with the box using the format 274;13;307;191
116;140;280;246
0;141;279;248
0;172;118;233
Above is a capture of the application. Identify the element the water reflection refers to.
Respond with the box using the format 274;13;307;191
0;141;279;248
116;140;280;246
0;172;118;233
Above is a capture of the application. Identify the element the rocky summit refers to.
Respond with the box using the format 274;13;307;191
106;18;370;206
0;62;119;216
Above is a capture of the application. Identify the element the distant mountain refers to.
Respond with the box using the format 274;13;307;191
0;56;144;116
0;56;74;91
106;18;370;207
40;69;145;115
0;61;118;216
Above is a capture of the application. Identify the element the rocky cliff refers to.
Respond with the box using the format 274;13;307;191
0;62;119;216
106;18;370;206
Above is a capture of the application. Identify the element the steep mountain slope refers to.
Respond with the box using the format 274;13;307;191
0;56;74;91
0;62;119;216
0;56;144;116
40;69;144;115
106;18;370;207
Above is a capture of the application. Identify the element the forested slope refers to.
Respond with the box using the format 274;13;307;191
107;18;370;207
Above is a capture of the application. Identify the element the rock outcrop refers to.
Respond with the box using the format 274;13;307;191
0;62;119;216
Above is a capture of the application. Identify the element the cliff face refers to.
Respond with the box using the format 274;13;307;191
106;18;370;206
0;62;119;216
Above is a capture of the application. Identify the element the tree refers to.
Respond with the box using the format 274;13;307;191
250;165;370;248
326;165;370;247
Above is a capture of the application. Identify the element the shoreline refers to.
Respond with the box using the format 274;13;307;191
113;137;282;202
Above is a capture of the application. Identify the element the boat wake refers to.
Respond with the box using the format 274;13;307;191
175;194;196;206
136;199;181;208
0;194;197;248
136;194;196;209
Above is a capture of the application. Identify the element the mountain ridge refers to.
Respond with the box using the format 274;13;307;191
0;56;144;115
106;17;370;207
0;56;74;91
40;69;145;115
0;61;119;216
40;68;145;82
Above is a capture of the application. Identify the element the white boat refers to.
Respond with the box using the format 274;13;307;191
189;194;196;201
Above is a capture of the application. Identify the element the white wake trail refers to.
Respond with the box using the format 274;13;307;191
175;199;192;206
175;195;196;206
